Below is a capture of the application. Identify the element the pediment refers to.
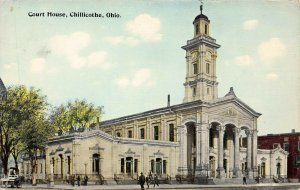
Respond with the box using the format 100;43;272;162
208;104;253;120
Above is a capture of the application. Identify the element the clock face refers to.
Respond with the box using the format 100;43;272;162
206;51;212;61
191;51;198;61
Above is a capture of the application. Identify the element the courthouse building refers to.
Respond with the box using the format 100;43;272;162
20;6;288;184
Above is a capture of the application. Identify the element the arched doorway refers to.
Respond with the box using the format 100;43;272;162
276;162;281;177
261;162;266;178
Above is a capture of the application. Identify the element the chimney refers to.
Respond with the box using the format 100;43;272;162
292;129;295;133
95;117;100;130
167;94;170;107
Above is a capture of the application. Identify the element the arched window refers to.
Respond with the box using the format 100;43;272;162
206;63;210;74
196;24;199;35
154;126;159;140
193;63;197;74
92;153;100;174
205;24;208;34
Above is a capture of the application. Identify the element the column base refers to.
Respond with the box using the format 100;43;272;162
195;167;209;178
177;167;189;175
216;167;225;179
246;169;253;179
232;168;242;178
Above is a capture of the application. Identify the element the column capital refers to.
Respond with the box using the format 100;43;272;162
233;127;241;135
216;125;225;132
245;129;254;137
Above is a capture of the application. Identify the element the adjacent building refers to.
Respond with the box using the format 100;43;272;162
258;130;300;182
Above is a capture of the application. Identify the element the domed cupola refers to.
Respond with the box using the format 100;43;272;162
193;4;210;38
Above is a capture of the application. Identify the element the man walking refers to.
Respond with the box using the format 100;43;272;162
153;174;159;187
243;175;247;185
139;172;146;190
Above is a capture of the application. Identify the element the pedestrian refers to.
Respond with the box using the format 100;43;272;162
138;172;146;190
84;175;88;186
243;176;247;185
145;175;149;189
77;175;81;186
71;175;75;186
153;174;159;187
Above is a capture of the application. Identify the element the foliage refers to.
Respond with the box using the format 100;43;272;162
0;85;49;175
50;99;103;134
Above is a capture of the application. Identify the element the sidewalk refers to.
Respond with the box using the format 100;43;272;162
13;183;300;190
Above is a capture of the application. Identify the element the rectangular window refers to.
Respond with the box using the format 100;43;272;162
283;143;289;152
163;160;167;174
169;124;174;142
154;126;159;140
273;143;280;149
121;158;124;173
40;163;43;174
295;156;300;165
205;24;208;34
128;130;132;138
151;160;155;173
193;63;197;74
134;159;138;173
140;128;145;139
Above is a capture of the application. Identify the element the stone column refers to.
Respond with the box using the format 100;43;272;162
252;130;258;177
216;125;225;178
196;124;201;172
177;125;188;174
246;129;253;179
233;128;241;178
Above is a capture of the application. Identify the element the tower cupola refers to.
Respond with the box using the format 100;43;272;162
193;4;210;37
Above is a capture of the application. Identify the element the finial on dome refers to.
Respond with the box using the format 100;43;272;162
199;0;203;14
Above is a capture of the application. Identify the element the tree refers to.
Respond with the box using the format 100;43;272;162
50;99;103;134
19;115;54;185
0;85;48;176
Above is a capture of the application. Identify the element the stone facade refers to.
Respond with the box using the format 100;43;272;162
19;6;288;184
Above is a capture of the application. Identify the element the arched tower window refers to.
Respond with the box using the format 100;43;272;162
205;24;208;35
195;24;199;35
206;63;210;74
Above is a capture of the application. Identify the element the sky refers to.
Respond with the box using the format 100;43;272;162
0;0;299;135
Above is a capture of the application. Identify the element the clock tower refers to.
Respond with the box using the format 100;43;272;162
182;5;221;102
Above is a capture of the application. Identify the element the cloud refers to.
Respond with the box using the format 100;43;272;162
114;68;154;88
48;32;90;55
105;36;140;46
265;73;278;80
88;51;111;69
48;32;110;69
31;58;46;73
115;77;130;87
233;55;253;66
258;38;287;63
126;14;162;42
243;19;259;30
